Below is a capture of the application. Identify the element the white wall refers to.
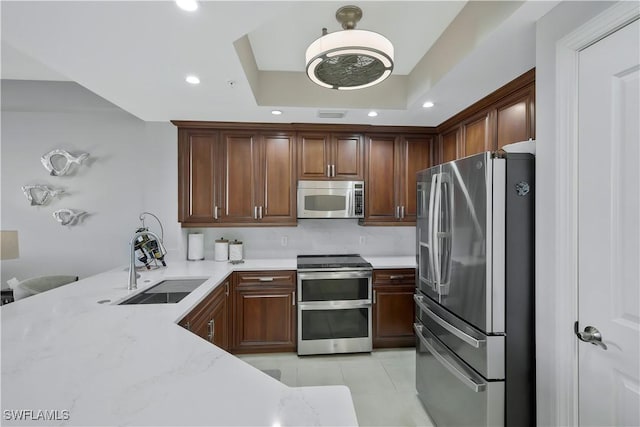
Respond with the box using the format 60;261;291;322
534;2;614;425
1;80;145;285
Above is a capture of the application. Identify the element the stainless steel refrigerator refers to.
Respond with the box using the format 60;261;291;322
414;151;535;426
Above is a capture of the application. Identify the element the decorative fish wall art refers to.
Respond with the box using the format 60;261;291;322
41;149;89;176
21;185;65;206
52;209;87;226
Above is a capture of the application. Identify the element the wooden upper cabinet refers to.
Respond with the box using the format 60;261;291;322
298;132;363;180
496;86;535;149
221;132;258;223
434;69;536;166
221;131;296;225
297;134;329;179
332;134;364;179
177;129;224;224
399;135;432;222
462;112;492;157
364;135;397;222
259;133;296;224
362;134;432;226
440;127;460;164
179;128;295;227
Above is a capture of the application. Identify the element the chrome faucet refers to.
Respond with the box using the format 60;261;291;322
128;230;166;290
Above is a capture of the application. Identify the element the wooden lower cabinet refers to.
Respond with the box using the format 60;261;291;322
230;271;296;354
372;269;416;348
179;276;230;350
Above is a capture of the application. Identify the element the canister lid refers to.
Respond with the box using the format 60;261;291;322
230;239;242;245
215;237;229;243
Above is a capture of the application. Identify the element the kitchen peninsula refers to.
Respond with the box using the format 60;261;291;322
1;259;354;426
1;256;413;426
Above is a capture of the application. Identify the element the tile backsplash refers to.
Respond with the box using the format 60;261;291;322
179;219;415;260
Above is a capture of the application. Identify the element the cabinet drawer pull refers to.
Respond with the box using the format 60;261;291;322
389;275;412;280
258;277;274;282
207;319;215;341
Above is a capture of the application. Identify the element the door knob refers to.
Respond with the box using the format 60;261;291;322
575;322;608;350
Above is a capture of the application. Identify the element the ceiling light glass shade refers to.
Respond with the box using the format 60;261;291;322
306;29;394;90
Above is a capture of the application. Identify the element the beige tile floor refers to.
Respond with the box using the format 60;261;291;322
238;348;434;427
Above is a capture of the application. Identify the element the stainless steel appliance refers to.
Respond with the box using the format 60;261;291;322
297;180;364;219
415;152;535;426
297;254;373;355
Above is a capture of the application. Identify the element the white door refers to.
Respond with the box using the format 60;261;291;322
577;18;640;427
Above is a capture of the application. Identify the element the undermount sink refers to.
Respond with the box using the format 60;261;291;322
118;278;207;305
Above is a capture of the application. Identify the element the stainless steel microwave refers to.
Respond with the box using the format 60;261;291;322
297;180;364;218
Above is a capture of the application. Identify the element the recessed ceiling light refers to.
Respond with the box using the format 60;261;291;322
368;111;378;117
176;0;198;12
185;75;200;85
271;110;282;115
422;101;435;108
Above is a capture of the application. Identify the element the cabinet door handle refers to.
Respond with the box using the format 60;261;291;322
254;206;258;220
225;282;229;297
207;319;215;341
327;164;331;177
213;205;219;220
184;321;191;331
395;206;400;219
373;289;377;304
401;206;405;219
259;206;263;220
331;164;336;177
292;291;296;306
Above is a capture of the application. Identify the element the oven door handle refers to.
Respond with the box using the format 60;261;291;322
414;323;487;393
414;294;485;348
298;300;371;310
297;271;372;280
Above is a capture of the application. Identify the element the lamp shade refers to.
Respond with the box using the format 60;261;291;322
0;230;20;260
305;5;394;90
305;29;394;90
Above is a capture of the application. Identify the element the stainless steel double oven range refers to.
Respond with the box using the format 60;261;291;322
296;255;373;355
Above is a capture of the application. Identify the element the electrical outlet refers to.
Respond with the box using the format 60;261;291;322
281;236;288;247
359;236;366;245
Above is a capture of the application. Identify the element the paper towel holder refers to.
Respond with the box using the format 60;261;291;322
188;232;205;261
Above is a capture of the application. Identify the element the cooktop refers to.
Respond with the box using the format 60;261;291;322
296;254;372;270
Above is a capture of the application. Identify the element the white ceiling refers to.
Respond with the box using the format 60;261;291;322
0;1;559;126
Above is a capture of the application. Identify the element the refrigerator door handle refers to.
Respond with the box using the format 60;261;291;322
414;294;485;348
414;323;487;393
426;175;438;290
433;173;443;291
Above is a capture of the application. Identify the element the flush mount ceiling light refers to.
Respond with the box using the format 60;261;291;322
176;0;198;12
305;5;394;90
422;101;435;108
185;75;200;85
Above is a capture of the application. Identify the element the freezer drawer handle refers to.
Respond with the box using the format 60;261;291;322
414;294;485;348
414;323;487;393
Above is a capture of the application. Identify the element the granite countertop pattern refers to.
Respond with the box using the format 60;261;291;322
0;256;414;426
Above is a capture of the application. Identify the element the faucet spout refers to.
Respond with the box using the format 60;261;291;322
128;230;166;290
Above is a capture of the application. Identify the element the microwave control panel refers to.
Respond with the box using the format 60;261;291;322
354;184;364;216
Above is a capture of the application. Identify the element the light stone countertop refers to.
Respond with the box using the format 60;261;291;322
1;255;414;426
